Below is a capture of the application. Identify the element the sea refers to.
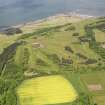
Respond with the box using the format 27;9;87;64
0;0;105;26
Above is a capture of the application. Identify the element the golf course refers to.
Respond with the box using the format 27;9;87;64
0;15;105;105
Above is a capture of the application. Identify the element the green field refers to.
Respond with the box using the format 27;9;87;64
17;75;78;105
94;29;105;42
1;16;105;105
14;26;99;73
80;71;105;105
0;35;18;53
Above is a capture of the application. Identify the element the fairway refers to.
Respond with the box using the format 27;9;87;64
17;75;78;105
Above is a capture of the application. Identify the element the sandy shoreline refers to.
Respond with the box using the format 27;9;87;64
0;12;96;30
14;12;96;28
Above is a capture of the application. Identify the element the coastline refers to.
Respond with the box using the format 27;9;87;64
12;12;96;27
0;12;96;31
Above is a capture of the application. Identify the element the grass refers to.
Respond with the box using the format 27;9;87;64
1;16;105;105
21;15;83;34
0;35;18;53
15;45;25;65
12;18;101;84
14;28;99;74
93;95;105;105
17;75;78;105
94;29;105;42
80;71;105;104
16;17;105;105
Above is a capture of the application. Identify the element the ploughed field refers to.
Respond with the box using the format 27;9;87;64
17;75;78;105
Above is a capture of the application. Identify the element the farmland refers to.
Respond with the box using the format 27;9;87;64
17;75;78;105
0;15;105;105
80;71;105;105
94;29;105;43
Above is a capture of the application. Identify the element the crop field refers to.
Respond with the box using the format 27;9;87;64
80;71;105;105
94;29;105;42
17;75;78;105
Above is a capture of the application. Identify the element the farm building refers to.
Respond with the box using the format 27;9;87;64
32;43;44;48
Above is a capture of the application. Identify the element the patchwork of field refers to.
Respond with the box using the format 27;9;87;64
1;16;105;105
80;71;105;105
14;28;99;74
17;75;78;105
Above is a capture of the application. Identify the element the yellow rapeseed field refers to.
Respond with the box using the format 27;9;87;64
17;75;78;105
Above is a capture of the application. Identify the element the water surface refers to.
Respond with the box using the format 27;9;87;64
0;0;105;26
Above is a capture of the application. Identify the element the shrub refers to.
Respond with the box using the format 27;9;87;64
4;28;22;35
47;54;60;64
61;57;73;65
72;33;79;36
76;53;87;59
65;26;76;31
36;58;48;66
65;46;74;53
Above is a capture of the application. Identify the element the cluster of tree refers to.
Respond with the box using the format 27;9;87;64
18;24;68;40
72;32;79;36
85;25;105;60
65;26;76;31
0;78;17;105
3;28;22;35
77;93;93;105
64;46;74;53
36;58;48;66
46;54;61;64
81;59;97;65
79;36;91;43
0;42;24;105
76;53;87;60
22;48;30;70
91;22;105;32
0;42;22;75
61;57;73;65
